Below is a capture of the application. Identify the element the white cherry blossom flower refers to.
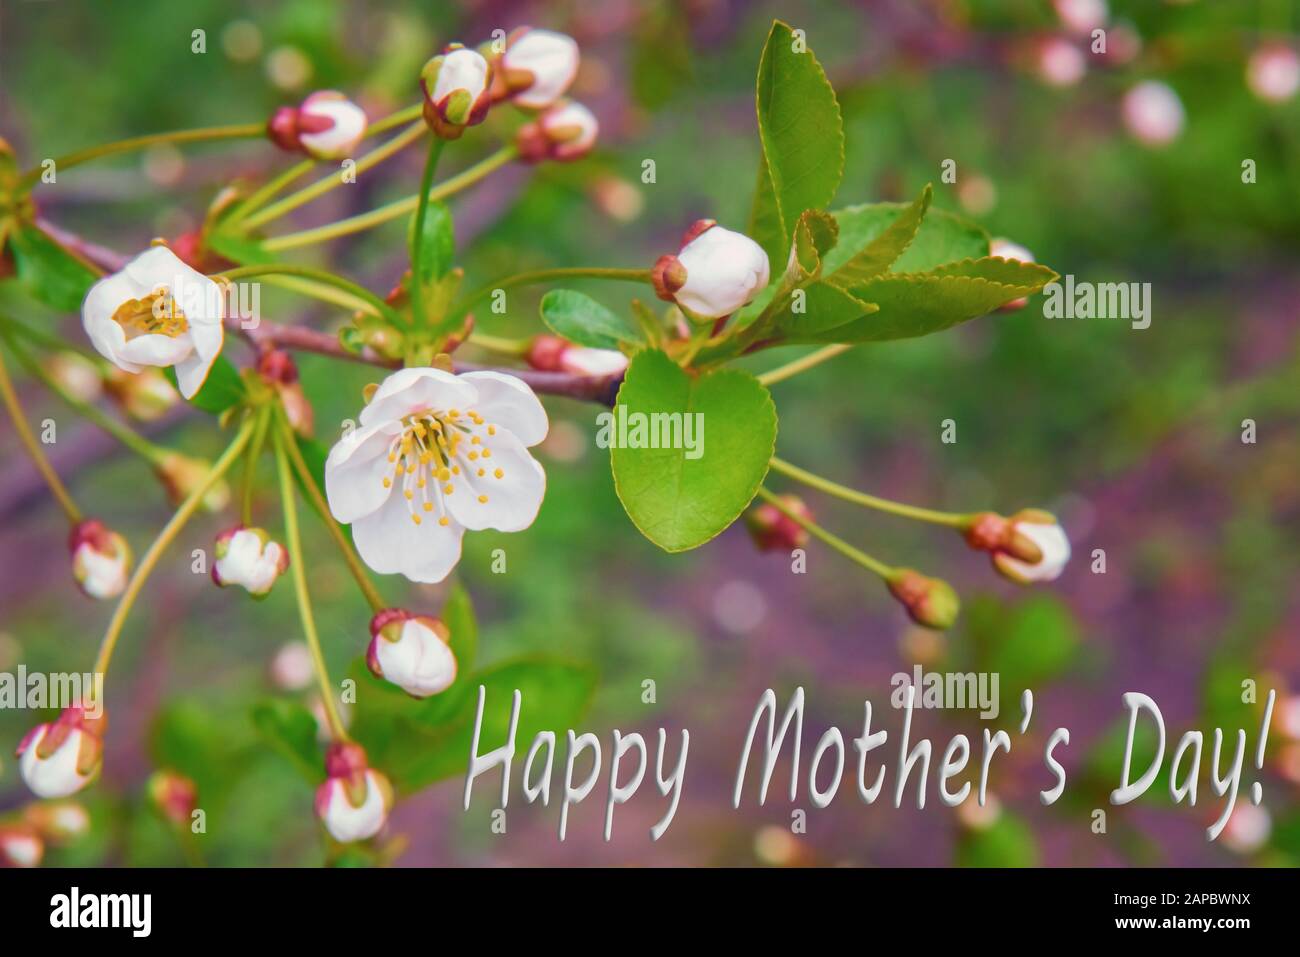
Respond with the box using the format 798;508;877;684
82;246;225;399
315;743;391;844
325;367;547;584
16;707;103;799
212;525;288;598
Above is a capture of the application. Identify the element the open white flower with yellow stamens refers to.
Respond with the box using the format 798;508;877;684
81;246;225;399
325;367;547;583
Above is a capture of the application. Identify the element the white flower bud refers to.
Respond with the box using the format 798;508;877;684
296;91;368;160
421;45;492;139
500;28;580;109
69;519;131;600
315;743;392;843
993;515;1072;583
653;221;770;320
212;526;289;598
269;641;315;692
17;708;103;799
367;610;457;699
516;100;598;163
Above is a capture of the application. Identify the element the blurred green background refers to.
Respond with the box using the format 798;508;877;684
0;0;1298;866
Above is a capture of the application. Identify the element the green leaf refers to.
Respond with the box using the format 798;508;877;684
748;20;845;268
408;200;455;283
956;812;1040;867
164;353;245;413
351;656;597;794
8;224;98;311
827;201;989;275
983;594;1082;691
610;350;776;552
825;185;933;287
540;289;638;350
797;257;1057;343
251;698;322;783
442;583;478;677
205;231;275;266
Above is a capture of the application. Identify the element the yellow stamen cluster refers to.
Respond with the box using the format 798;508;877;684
111;286;190;340
381;407;507;527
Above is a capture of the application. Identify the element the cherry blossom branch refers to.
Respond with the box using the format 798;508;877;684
93;416;256;676
276;406;386;614
768;456;971;528
18;124;266;188
273;426;349;741
227;318;622;404
0;344;82;523
260;145;517;251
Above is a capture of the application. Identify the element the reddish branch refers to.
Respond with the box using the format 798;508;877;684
227;316;621;405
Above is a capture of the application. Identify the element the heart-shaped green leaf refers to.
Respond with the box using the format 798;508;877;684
540;289;638;349
749;20;845;268
611;349;776;552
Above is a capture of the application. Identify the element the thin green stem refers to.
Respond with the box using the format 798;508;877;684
240;121;428;231
241;406;272;525
756;485;896;580
449;266;652;322
0;344;82;523
2;331;167;465
94;417;256;676
262;145;518;252
468;333;530;356
409;136;447;326
256;273;381;316
757;344;853;386
225;159;315;226
769;456;970;529
19;124;265;188
216;264;395;321
275;408;385;613
274;427;348;741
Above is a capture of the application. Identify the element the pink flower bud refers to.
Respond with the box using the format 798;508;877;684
525;335;628;377
887;569;960;630
1121;81;1185;147
967;509;1071;584
24;800;91;843
68;518;131;600
0;826;43;868
1247;43;1300;104
496;27;580;109
421;45;492;139
367;609;457;699
1036;37;1086;88
268;91;367;160
744;495;812;552
104;366;180;422
653;221;770;320
1053;0;1107;36
43;352;103;404
315;742;393;843
16;706;105;799
258;350;315;437
516;100;599;163
155;452;231;512
148;769;198;825
212;525;289;598
269;641;315;692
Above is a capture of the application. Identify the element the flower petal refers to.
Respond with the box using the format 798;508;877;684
117;333;194;368
359;367;477;428
447;428;546;532
172;347;217;399
324;420;403;523
458;370;549;447
352;492;465;583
